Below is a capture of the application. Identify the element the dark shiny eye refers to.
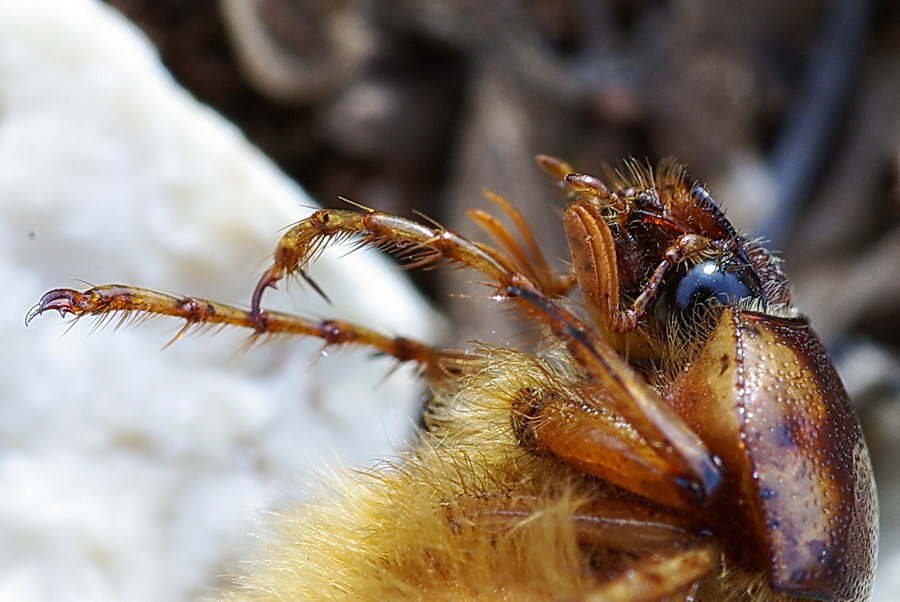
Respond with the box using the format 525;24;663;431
666;260;762;313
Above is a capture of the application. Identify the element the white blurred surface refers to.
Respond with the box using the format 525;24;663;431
1;1;438;600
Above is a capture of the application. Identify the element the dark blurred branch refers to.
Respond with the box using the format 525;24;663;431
760;0;871;247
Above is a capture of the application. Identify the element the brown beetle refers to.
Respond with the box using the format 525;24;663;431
27;157;877;600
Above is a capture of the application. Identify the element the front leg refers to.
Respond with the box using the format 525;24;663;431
25;285;479;381
249;208;513;316
507;280;722;509
248;205;575;318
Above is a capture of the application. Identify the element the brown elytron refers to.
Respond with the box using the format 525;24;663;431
27;157;877;600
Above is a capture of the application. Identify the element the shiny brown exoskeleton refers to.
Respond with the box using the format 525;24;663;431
27;157;877;600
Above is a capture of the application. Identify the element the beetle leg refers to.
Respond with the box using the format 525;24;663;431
506;279;721;508
444;493;709;553
610;232;709;333
443;492;717;601
25;285;480;380
250;209;571;314
251;208;522;316
581;546;717;602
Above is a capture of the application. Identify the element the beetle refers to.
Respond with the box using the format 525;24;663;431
26;157;877;600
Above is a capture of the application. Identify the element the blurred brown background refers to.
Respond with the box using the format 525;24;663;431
103;0;900;577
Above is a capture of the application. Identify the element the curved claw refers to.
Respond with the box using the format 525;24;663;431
25;288;86;326
250;267;280;317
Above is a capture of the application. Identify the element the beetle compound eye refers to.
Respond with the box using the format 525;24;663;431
667;260;762;313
